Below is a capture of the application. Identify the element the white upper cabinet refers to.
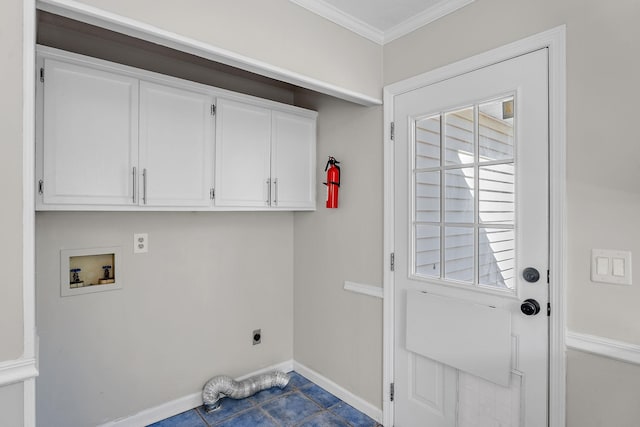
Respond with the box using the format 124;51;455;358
214;99;272;207
37;47;317;211
139;81;214;207
271;111;316;209
42;58;139;206
215;98;317;209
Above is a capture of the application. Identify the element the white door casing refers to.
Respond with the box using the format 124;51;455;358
393;48;548;427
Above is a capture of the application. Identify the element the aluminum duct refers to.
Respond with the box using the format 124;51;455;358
202;371;290;412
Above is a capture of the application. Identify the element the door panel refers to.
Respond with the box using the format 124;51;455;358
394;49;549;427
139;81;214;206
42;59;138;205
214;98;271;207
271;111;316;209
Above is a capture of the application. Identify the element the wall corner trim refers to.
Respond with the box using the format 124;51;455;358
566;332;640;365
35;0;382;106
343;281;384;299
0;358;39;387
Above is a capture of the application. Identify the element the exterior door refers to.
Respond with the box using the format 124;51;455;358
393;49;549;427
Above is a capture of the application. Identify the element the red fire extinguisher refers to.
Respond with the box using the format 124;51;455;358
324;156;341;208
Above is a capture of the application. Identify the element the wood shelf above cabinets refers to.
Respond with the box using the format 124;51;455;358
35;46;317;212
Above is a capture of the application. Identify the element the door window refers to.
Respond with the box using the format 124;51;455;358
412;95;516;292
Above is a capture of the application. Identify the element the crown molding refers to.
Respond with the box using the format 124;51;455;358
384;0;475;44
290;0;475;45
289;0;384;44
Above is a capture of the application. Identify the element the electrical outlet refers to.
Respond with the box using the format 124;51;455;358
253;329;261;345
134;233;148;254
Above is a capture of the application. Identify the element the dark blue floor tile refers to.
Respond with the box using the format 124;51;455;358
329;402;378;427
217;407;278;427
298;411;350;427
286;371;311;389
261;391;322;426
299;383;341;408
197;397;255;425
248;381;293;405
147;409;207;427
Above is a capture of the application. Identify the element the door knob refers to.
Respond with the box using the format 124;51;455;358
522;267;540;283
520;299;541;316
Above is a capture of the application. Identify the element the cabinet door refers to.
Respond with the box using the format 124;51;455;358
271;111;316;209
42;59;138;205
215;99;271;207
139;81;214;206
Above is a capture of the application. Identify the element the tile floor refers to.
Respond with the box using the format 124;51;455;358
148;371;380;427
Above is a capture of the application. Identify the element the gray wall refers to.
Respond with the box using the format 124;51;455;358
566;350;640;427
36;212;294;426
293;90;384;407
0;0;24;363
0;383;24;427
0;0;26;423
384;0;640;424
63;0;383;100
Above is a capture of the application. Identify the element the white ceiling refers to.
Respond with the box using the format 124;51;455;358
290;0;474;44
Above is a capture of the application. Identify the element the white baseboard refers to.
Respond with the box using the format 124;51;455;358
566;331;640;365
97;359;384;426
98;360;294;427
293;361;383;423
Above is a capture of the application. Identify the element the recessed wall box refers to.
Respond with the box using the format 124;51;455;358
60;247;122;297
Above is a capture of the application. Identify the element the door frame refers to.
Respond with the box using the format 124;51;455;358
382;26;567;427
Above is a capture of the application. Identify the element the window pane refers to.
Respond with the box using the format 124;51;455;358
416;115;441;169
415;171;440;223
479;98;514;162
445;168;474;224
416;225;440;278
479;164;514;225
479;228;515;290
444;227;474;283
445;107;474;165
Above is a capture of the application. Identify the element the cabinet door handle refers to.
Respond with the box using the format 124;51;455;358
266;178;271;205
143;168;148;205
273;178;278;206
132;167;137;204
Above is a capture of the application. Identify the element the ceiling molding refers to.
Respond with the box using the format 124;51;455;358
383;0;475;44
289;0;384;44
290;0;475;45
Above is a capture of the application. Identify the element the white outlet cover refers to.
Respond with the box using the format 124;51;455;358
134;233;148;254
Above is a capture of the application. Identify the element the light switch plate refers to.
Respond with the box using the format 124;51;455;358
591;249;631;285
134;233;148;254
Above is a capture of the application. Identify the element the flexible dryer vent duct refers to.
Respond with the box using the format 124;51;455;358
202;371;290;412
